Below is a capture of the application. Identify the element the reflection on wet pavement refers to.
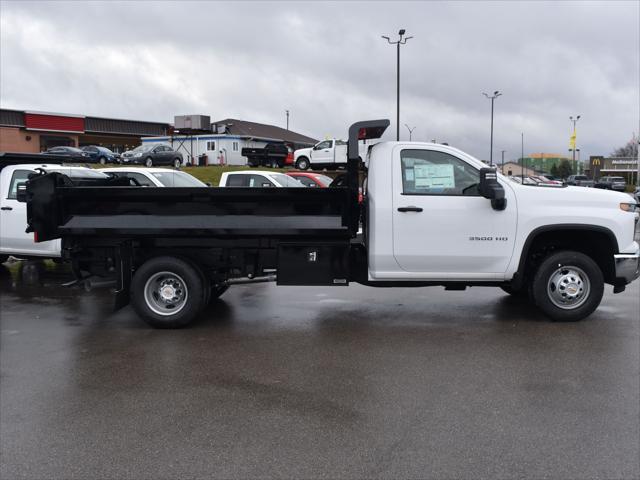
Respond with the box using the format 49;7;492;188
1;259;639;479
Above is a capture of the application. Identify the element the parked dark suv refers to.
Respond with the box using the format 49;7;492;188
81;146;120;164
594;176;627;191
120;144;183;168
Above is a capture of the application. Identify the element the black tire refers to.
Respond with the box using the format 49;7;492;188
173;158;181;169
145;157;153;167
531;250;604;322
296;157;310;170
99;156;107;165
131;256;205;328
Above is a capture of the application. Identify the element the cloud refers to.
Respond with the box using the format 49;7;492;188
1;0;637;161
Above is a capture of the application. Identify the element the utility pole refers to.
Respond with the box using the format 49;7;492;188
404;124;416;141
483;91;502;166
521;132;524;183
382;29;413;141
285;110;289;130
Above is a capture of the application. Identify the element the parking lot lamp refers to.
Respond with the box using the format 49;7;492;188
286;110;290;130
382;29;413;141
501;150;506;172
405;124;416;141
483;91;502;166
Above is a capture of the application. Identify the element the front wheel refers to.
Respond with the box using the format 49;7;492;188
99;156;107;165
173;158;181;169
145;157;153;167
295;157;310;170
531;251;604;322
131;256;206;328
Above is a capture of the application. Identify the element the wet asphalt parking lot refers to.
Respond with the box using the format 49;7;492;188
1;260;639;479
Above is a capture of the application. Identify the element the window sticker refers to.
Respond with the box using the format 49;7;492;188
414;164;455;188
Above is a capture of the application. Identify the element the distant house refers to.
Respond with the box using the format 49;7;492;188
143;117;318;166
500;162;537;177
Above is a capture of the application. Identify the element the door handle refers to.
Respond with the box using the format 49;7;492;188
397;206;423;212
1;206;12;211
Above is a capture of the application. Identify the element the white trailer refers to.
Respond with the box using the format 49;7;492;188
141;134;270;166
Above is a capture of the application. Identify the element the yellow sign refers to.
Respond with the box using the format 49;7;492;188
569;127;577;150
592;158;601;166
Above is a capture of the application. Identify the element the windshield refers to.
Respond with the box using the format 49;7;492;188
151;171;206;187
131;145;153;152
271;173;304;187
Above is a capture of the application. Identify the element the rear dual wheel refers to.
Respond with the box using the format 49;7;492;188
131;257;206;328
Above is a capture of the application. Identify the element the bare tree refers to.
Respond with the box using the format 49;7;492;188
611;134;639;157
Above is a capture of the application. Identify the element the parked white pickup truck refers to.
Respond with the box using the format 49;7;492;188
294;139;370;170
0;163;108;262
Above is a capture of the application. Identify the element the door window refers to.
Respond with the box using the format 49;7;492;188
226;174;250;187
400;149;479;196
7;170;31;199
315;141;332;150
295;176;316;187
249;174;273;187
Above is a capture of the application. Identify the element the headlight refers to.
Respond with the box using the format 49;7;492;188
134;153;142;157
620;203;639;212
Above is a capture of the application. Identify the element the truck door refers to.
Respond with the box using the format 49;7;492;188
0;169;59;256
391;146;517;279
310;140;333;165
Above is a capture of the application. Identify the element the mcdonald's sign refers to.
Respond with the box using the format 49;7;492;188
590;156;603;178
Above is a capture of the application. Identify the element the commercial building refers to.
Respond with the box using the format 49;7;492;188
142;117;318;165
0;108;170;153
587;156;638;184
515;153;579;175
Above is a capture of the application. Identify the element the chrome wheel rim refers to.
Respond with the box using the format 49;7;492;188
146;158;152;167
547;265;590;310
143;271;188;316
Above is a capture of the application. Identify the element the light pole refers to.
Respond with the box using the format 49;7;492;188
382;29;413;141
404;124;416;141
501;150;506;173
569;115;580;166
483;91;502;166
521;132;524;183
285;110;290;130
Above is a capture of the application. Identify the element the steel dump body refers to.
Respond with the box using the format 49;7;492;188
30;183;352;240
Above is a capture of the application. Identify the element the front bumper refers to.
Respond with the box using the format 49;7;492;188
614;251;640;284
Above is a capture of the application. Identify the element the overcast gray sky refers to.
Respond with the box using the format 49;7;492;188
1;0;638;161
